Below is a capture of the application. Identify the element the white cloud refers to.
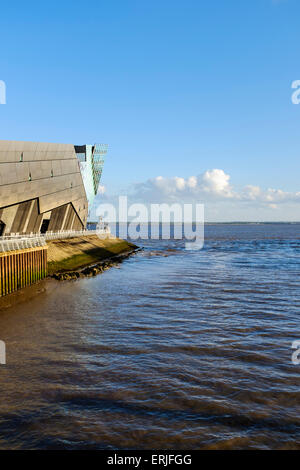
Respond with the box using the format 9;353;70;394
94;168;300;222
125;169;300;208
175;176;186;191
97;185;106;194
244;185;261;200
99;169;300;206
131;169;236;202
243;186;300;204
202;169;233;197
187;176;197;188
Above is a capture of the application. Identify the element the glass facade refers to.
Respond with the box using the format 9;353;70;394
92;143;107;194
75;143;108;216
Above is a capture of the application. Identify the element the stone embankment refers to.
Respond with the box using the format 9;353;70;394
47;235;139;280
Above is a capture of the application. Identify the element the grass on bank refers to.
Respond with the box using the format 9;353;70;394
47;236;137;275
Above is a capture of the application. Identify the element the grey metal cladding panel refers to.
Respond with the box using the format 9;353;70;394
48;204;69;231
0;140;74;151
11;200;32;232
72;196;88;212
0;141;89;227
0;141;77;162
0;160;81;187
0;151;76;163
0;173;85;208
26;199;40;233
39;186;88;214
0;151;18;163
33;213;43;233
0;141;17;151
51;160;63;175
72;197;88;225
66;211;76;230
40;160;52;172
15;162;31;183
0;162;18;185
63;204;73;230
0;187;87;227
73;214;84;230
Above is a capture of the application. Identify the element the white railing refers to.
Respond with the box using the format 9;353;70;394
0;236;46;253
0;227;111;252
44;227;110;240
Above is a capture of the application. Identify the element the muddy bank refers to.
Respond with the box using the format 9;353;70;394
47;235;138;276
0;278;58;310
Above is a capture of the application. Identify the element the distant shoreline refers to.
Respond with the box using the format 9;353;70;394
204;221;300;225
88;221;300;226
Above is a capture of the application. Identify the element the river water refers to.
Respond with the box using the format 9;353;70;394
0;223;299;449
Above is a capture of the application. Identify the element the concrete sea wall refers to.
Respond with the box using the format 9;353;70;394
47;235;137;275
0;235;137;298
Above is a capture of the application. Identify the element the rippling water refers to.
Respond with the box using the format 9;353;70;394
0;223;300;449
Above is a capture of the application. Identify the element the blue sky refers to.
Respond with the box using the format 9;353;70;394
1;0;300;221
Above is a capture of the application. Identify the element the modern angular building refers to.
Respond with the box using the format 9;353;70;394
0;140;107;236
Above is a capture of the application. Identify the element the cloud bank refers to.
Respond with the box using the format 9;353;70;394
130;169;300;207
95;169;300;222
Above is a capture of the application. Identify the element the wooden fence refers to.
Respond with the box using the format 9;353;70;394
0;246;48;296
